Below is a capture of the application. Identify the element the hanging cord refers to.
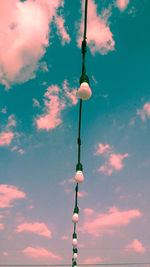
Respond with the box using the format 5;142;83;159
72;1;89;267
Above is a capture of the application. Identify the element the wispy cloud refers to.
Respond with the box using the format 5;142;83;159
0;0;70;88
137;102;150;121
95;143;128;175
0;114;16;147
35;81;78;131
0;184;26;208
79;207;142;237
16;222;51;238
22;246;62;260
77;0;115;55
125;239;146;253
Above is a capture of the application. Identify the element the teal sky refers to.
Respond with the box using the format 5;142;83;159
0;0;150;265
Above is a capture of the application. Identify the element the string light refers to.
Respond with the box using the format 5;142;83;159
71;0;91;266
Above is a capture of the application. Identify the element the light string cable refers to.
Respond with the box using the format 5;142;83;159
72;0;91;266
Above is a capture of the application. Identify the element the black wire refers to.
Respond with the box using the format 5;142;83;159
1;263;150;266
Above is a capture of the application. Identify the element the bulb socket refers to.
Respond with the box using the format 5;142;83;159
73;233;77;239
80;74;89;85
76;163;83;171
74;206;79;214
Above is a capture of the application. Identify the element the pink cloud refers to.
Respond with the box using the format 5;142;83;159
36;81;78;131
0;184;26;208
79;207;142;237
96;143;128;175
18;149;24;155
95;143;110;155
125;239;146;253
78;191;88;198
0;132;14;146
77;0;115;55
3;251;8;256
11;145;18;151
22;246;62;260
55;16;71;45
0;223;4;230
16;222;51;238
137;102;150;121
63;80;78;105
0;0;69;88
33;98;41;108
84;257;102;264
84;208;94;215
36;87;65;131
61;235;70;240
109;153;128;170
115;0;130;11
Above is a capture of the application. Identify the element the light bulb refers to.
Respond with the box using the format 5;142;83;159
78;82;92;100
72;238;78;247
72;213;79;223
73;253;78;259
75;170;84;183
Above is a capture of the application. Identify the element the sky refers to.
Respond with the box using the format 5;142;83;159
0;0;150;265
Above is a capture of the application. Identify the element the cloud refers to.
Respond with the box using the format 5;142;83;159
61;235;70;240
33;99;41;108
16;222;51;238
0;0;70;88
84;257;102;264
95;143;110;155
84;208;94;215
18;149;24;155
109;153;128;170
95;143;128;175
137;102;150;121
3;252;8;256
125;239;146;253
0;114;17;147
0;184;26;208
55;16;71;45
0;132;14;146
78;191;88;198
79;207;142;237
22;246;62;260
115;0;130;11
77;0;115;55
35;81;78;131
0;223;4;230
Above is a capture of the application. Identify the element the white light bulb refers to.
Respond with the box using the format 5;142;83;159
78;82;92;100
75;170;84;183
73;253;78;259
72;238;78;247
72;213;79;223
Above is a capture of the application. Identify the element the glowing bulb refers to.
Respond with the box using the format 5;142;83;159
72;213;79;223
75;170;84;183
72;238;78;247
78;82;92;100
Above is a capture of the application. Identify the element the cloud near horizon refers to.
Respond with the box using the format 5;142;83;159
16;222;52;238
79;206;142;237
0;184;26;208
125;239;146;253
0;0;70;88
22;246;62;260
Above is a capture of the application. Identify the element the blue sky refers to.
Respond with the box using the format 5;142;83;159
0;0;150;265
